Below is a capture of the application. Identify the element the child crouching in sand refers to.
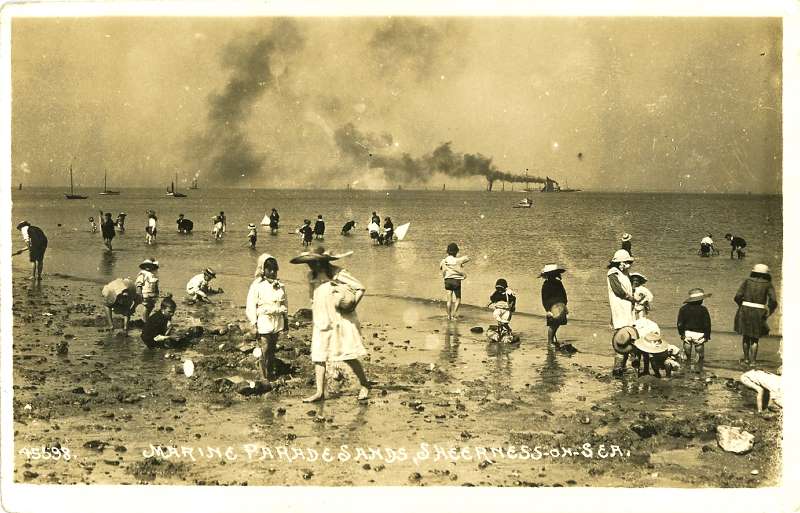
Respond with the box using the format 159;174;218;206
488;278;517;339
246;254;289;381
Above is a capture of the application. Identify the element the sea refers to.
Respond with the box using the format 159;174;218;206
9;188;783;368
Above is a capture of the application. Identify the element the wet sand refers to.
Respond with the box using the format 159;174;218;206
11;273;782;487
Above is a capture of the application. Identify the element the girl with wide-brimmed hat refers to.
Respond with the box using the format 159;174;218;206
247;254;289;381
290;246;369;402
734;264;778;367
540;264;568;346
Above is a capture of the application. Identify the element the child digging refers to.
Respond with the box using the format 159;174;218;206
677;288;712;372
488;278;517;340
247;254;289;381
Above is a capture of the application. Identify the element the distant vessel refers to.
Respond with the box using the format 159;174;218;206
540;177;581;193
64;165;87;199
513;197;533;208
166;173;187;198
189;177;199;190
98;169;120;195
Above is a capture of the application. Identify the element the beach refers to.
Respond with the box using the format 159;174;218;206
11;262;782;487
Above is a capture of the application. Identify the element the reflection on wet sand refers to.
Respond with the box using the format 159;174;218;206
99;249;117;277
528;345;567;400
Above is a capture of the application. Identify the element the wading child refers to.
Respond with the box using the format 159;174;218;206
145;210;158;245
298;220;314;246
212;215;224;240
488;278;517;338
540;264;568;346
313;215;326;240
246;254;289;381
116;212;127;232
140;295;178;349
99;211;116;250
630;272;653;320
440;243;470;320
88;216;97;233
135;258;160;321
677;288;712;372
247;223;258;249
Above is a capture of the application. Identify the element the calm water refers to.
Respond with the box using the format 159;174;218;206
10;188;783;336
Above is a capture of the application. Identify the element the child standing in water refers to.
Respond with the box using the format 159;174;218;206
246;254;289;381
135;258;160;322
212;215;224;240
313;215;326;240
88;217;97;233
677;287;712;372
99;211;116;250
247;223;258;249
440;243;470;320
298;220;314;246
145;210;158;245
630;272;653;319
488;278;517;337
540;264;568;346
115;212;127;232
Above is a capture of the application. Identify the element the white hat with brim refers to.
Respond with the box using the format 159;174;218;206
248;223;256;229
634;332;668;354
254;253;277;277
539;264;566;276
290;247;353;264
610;249;634;263
139;259;159;271
621;233;632;242
683;288;711;303
751;263;770;274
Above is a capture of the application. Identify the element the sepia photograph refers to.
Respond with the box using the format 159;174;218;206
1;2;796;512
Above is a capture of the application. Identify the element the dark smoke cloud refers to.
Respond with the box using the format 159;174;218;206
189;20;304;183
334;123;545;189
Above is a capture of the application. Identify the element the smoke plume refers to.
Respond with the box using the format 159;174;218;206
334;123;546;189
189;20;305;183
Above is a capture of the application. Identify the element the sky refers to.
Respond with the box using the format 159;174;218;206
9;16;782;193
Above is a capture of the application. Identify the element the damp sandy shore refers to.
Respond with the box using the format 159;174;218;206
11;273;782;487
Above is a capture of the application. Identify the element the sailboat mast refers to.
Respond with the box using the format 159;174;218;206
70;165;74;194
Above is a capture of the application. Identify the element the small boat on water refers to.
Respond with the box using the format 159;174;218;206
513;197;533;208
98;169;120;195
167;173;187;198
64;165;87;199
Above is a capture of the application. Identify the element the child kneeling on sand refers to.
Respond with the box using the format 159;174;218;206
140;295;179;349
488;278;517;339
247;254;289;381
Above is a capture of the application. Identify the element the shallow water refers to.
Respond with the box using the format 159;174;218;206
11;188;782;340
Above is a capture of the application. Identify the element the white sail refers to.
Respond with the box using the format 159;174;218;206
395;222;410;241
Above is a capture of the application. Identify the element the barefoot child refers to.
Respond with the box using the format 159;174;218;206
99;211;116;250
488;278;517;338
630;272;653;319
135;258;160;321
246;254;289;381
677;288;712;372
247;223;258;249
102;278;140;334
540;264;568;346
440;243;470;320
88;216;97;233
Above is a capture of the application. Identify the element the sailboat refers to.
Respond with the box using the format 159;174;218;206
166;173;187;198
64;165;87;199
98;169;120;195
189;177;199;190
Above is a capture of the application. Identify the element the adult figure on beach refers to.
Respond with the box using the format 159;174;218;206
290;246;370;403
99;211;116;250
15;221;48;281
269;208;280;235
102;278;140;334
247;254;289;381
145;210;158;245
620;233;633;256
734;264;778;367
606;249;637;376
540;264;568;347
725;233;747;259
219;211;227;233
699;233;718;257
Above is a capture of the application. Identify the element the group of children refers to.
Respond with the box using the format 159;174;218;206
297;215;326;246
697;232;747;259
366;212;395;245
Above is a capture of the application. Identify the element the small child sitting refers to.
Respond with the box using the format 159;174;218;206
677;288;712;372
488;279;517;338
629;272;653;319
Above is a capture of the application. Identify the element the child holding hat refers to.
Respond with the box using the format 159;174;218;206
677;288;712;372
540;264;568;346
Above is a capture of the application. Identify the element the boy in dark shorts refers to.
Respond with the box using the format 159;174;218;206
677;288;712;372
439;243;470;320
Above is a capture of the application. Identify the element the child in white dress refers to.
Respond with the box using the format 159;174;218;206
246;254;288;381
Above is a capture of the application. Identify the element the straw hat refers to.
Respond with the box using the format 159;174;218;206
621;233;632;242
247;223;256;229
629;272;648;283
138;258;159;271
683;287;711;303
254;253;277;277
540;264;566;277
751;263;770;274
632;319;667;353
15;220;30;230
203;268;216;278
610;249;634;263
290;246;353;264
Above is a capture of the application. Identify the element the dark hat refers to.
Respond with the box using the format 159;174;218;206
203;268;216;278
139;258;159;271
290;246;352;264
495;278;508;289
16;220;30;229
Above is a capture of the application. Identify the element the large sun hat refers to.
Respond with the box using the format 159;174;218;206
610;249;634;263
540;264;566;277
683;288;712;303
138;258;159;271
290;246;353;264
751;263;770;275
